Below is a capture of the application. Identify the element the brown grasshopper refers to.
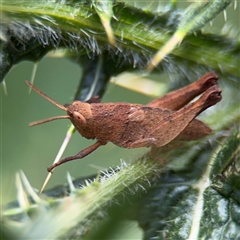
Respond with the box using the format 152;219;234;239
26;72;221;172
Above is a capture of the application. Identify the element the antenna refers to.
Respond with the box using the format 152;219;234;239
26;81;68;112
26;81;70;126
29;115;70;126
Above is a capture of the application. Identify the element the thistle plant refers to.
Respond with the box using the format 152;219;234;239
1;1;239;239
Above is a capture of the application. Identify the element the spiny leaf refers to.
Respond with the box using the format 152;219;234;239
211;130;240;203
92;0;115;45
2;158;164;239
134;128;240;239
1;0;239;82
147;0;232;71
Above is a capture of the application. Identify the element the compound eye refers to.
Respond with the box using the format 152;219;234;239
73;111;86;124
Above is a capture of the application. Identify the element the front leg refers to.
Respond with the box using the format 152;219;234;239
47;140;106;172
147;72;218;110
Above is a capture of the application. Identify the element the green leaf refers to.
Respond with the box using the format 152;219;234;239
211;131;240;204
147;0;232;70
1;0;239;82
133;130;240;239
